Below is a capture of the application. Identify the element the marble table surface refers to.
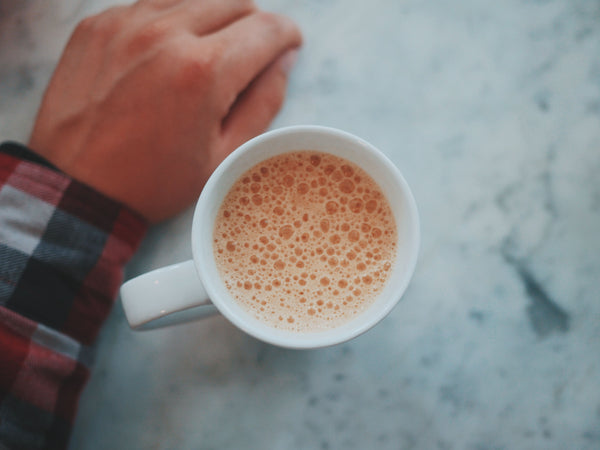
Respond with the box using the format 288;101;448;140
1;0;599;448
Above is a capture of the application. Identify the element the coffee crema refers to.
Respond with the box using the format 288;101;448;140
213;151;397;332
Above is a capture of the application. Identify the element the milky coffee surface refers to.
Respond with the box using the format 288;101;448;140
213;151;397;332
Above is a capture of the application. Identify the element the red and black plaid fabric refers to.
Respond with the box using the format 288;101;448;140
0;142;147;449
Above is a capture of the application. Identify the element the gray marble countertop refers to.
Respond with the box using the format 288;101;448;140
1;0;599;449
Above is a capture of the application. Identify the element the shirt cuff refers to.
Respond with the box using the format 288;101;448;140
0;143;148;345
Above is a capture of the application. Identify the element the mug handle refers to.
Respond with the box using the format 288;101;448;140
120;260;218;330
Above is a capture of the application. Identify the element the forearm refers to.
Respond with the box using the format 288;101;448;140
0;143;146;449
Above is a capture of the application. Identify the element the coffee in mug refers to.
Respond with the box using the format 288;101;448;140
213;151;397;332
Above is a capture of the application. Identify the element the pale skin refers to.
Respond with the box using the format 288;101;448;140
28;0;302;222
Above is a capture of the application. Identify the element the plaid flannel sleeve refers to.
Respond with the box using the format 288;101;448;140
0;142;147;449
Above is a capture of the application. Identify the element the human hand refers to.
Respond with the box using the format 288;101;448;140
29;0;302;222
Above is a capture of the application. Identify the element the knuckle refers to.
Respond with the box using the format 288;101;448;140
254;11;284;32
73;16;96;36
237;0;257;14
253;11;301;45
128;20;170;52
255;10;298;39
74;8;125;40
169;44;218;91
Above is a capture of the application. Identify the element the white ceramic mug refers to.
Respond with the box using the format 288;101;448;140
120;125;419;348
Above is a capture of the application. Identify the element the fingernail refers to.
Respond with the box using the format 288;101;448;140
279;48;299;75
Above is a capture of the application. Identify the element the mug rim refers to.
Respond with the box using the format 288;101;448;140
192;125;420;348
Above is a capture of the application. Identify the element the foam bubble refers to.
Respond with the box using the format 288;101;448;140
349;199;363;213
325;201;339;214
365;200;378;213
339;180;355;193
279;225;294;240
